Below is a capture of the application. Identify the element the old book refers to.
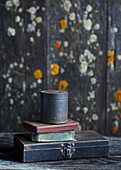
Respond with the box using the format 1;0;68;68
14;130;109;162
23;119;79;133
30;130;75;142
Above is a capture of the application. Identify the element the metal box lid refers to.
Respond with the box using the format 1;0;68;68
41;90;68;99
15;131;109;150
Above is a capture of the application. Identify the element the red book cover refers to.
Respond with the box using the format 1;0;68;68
23;119;79;133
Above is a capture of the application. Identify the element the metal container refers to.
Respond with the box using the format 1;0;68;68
40;90;68;124
14;131;109;162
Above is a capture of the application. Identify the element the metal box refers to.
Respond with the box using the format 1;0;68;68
14;131;109;162
41;90;68;124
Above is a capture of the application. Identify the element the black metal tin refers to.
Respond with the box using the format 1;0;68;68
40;90;68;124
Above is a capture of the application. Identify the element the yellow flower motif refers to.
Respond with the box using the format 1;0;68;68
60;20;67;29
50;63;59;76
33;69;42;79
58;80;68;91
70;50;73;55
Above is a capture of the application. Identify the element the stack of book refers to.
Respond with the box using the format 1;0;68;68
23;119;79;142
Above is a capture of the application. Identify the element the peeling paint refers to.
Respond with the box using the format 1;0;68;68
8;27;16;36
89;34;97;43
94;23;100;30
63;41;68;47
30;37;35;43
110;103;117;111
63;0;72;12
113;27;118;33
37;79;42;84
69;12;76;21
11;0;20;8
117;54;121;60
91;77;97;84
36;29;41;37
92;114;99;121
27;7;37;14
83;19;92;31
15;15;20;23
8;78;12;83
83;107;88;114
86;4;92;12
79;61;88;74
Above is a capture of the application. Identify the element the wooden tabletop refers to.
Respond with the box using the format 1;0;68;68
0;133;121;170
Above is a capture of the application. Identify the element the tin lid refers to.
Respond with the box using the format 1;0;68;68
41;90;68;99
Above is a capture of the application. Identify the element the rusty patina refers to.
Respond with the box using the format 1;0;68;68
41;90;68;124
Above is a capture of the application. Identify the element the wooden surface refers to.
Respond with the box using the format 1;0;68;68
0;0;121;136
107;0;121;136
0;133;121;169
0;0;47;132
47;0;107;135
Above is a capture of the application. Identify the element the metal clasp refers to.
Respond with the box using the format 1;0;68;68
60;143;75;159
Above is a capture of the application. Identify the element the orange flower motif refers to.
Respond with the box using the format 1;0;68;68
114;90;121;102
107;50;113;56
35;18;39;24
115;107;119;111
119;113;121;119
33;69;42;79
55;41;60;49
58;80;68;91
60;47;63;51
60;20;67;29
86;126;90;131
50;63;59;76
112;126;118;133
107;50;115;66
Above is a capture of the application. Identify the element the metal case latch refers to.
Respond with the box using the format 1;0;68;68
60;143;75;159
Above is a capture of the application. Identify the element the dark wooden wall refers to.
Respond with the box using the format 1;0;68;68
0;0;120;136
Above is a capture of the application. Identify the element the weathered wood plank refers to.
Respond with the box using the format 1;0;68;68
47;0;107;134
0;0;47;131
107;0;121;136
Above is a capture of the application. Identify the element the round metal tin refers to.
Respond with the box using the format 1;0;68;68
41;90;68;124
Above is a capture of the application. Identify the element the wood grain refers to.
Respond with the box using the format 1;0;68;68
47;0;107;134
107;0;121;136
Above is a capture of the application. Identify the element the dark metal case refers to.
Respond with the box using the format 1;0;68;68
14;131;109;162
